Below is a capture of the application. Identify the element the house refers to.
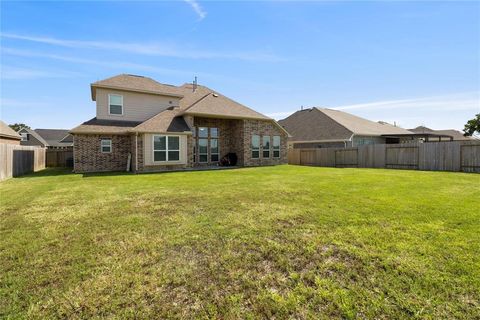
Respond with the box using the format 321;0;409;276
18;128;73;149
0;121;21;145
71;74;289;173
278;107;416;148
408;126;474;141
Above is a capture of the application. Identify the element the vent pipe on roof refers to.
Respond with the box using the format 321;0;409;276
193;76;198;92
301;105;303;111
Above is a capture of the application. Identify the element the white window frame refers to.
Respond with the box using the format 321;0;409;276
273;136;281;158
262;136;271;158
251;135;260;159
100;139;112;153
108;94;124;116
20;132;28;141
152;135;180;163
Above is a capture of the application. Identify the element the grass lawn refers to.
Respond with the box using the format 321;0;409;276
1;165;479;319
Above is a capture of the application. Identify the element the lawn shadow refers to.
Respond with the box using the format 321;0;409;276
15;168;73;178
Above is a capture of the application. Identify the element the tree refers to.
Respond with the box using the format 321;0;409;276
463;114;480;137
8;123;30;132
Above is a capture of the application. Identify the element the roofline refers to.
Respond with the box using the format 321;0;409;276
0;133;21;140
70;130;132;135
90;84;184;101
290;138;351;143
181;111;271;121
18;128;49;146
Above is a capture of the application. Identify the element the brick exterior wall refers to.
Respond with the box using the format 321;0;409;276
193;117;244;166
73;134;132;173
242;119;288;166
73;118;287;173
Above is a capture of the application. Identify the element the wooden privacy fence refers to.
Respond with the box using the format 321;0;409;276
288;141;480;173
0;144;46;181
46;149;73;167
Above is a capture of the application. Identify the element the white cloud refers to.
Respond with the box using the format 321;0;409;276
183;0;207;20
333;92;480;112
0;66;82;80
1;33;282;62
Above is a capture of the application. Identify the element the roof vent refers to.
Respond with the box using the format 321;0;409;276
212;93;219;97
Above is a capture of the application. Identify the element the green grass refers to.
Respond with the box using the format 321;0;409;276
1;165;479;319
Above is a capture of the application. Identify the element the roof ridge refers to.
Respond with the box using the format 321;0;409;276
314;108;354;135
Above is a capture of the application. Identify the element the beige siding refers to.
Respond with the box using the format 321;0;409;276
96;88;181;122
143;133;188;166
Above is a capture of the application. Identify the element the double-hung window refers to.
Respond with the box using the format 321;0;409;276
153;135;180;162
108;94;123;115
251;135;260;159
273;136;280;158
210;127;219;162
100;139;112;153
262;136;270;158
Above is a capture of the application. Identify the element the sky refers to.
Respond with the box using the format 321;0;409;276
1;0;479;131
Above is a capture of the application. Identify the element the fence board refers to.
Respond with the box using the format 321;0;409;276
0;144;46;181
288;141;479;173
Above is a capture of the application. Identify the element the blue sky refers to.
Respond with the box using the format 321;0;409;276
1;1;479;131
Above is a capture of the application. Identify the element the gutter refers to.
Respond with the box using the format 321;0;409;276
345;133;354;148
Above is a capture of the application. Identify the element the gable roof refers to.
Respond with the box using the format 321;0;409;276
179;84;271;120
0;121;21;140
132;108;191;133
18;127;48;146
91;74;184;100
279;108;412;142
34;129;73;147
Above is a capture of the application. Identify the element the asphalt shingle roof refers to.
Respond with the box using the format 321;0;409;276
0;121;21;139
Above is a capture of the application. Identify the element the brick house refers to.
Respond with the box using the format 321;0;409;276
71;74;289;173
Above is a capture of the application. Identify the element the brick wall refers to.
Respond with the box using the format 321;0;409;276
242;119;288;166
73;134;132;173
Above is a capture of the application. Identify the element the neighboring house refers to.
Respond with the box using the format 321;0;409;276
18;128;73;149
71;74;289;173
409;126;475;141
0;121;21;145
278;107;416;148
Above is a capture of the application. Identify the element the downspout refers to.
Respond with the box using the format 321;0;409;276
135;133;138;173
345;133;354;148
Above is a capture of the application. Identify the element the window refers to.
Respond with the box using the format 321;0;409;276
273;136;280;158
251;135;260;159
108;94;123;115
198;127;208;138
210;127;218;138
20;132;28;141
198;138;208;163
153;135;180;162
262;136;270;158
210;139;219;162
100;139;112;153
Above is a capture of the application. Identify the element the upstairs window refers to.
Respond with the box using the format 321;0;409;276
153;135;180;162
100;139;112;153
20;132;28;141
108;94;123;115
273;136;280;158
262;136;270;158
251;135;260;159
198;127;208;138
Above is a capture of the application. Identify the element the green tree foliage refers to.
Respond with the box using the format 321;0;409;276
463;114;480;137
8;123;30;132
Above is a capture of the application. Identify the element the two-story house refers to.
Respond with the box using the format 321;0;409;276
71;74;289;173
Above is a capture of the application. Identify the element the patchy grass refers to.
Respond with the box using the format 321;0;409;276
1;165;479;319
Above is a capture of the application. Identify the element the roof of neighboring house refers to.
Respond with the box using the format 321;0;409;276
279;107;413;142
91;74;185;100
34;129;73;147
18;127;48;146
0;121;21;140
71;118;143;134
179;84;271;120
409;126;474;140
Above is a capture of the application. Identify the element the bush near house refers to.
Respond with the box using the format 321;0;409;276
1;166;479;319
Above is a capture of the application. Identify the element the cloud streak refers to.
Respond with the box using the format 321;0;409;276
184;0;207;20
1;33;282;62
333;92;480;112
